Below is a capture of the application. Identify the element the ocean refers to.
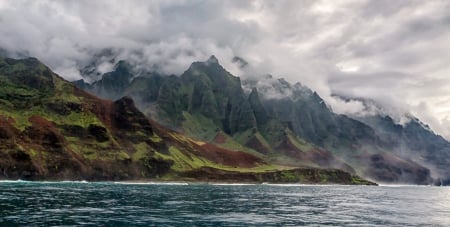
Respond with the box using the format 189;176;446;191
0;181;449;226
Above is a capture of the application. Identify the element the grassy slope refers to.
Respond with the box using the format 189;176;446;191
179;102;351;170
0;57;374;184
0;60;126;160
0;58;276;180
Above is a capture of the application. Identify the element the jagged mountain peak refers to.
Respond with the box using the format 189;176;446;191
189;55;223;72
0;57;59;93
113;60;132;71
331;94;417;125
242;75;313;101
184;56;242;91
2;56;46;70
79;48;118;82
334;96;444;144
207;55;219;64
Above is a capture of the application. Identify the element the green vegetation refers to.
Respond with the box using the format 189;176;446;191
155;146;208;171
259;120;286;147
213;132;262;156
233;129;255;145
181;111;218;142
280;170;298;181
285;129;313;151
132;142;153;161
0;56;376;185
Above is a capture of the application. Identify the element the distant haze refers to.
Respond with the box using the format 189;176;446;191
1;0;450;139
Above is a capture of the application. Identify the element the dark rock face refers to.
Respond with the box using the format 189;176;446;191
145;157;174;176
61;124;86;137
46;102;82;116
88;124;109;142
111;96;153;137
0;149;39;180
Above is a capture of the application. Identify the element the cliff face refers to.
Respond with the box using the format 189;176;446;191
0;57;373;185
0;57;264;181
74;56;448;185
122;57;355;175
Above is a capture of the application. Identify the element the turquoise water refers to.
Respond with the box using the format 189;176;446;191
0;181;449;226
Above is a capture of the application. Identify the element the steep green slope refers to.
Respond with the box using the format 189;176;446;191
0;57;263;180
145;57;351;172
138;55;257;135
0;58;162;179
0;57;375;184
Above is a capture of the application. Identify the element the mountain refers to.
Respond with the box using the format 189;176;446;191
0;57;374;184
354;111;450;185
242;77;439;185
328;95;450;185
80;56;357;171
76;56;449;185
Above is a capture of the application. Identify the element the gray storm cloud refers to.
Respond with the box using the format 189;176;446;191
1;0;450;139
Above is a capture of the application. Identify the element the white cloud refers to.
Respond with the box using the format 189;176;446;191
1;0;450;140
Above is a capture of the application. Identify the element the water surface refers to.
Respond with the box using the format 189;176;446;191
0;181;449;226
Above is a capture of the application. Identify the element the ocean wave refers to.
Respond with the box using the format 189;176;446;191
113;181;189;186
260;183;349;187
208;183;259;186
0;179;31;183
378;184;432;187
0;180;89;184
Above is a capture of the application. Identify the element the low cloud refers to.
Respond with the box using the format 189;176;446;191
1;0;450;139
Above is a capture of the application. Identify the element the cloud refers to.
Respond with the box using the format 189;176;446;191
1;0;450;140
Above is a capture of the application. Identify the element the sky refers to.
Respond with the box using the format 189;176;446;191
1;0;450;139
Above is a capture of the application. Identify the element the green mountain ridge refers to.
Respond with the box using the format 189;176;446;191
76;55;450;185
0;57;374;185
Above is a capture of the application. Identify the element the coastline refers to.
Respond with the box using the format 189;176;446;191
0;180;374;186
0;166;378;185
0;177;378;186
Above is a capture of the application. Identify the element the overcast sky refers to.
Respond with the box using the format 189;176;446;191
1;0;450;139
